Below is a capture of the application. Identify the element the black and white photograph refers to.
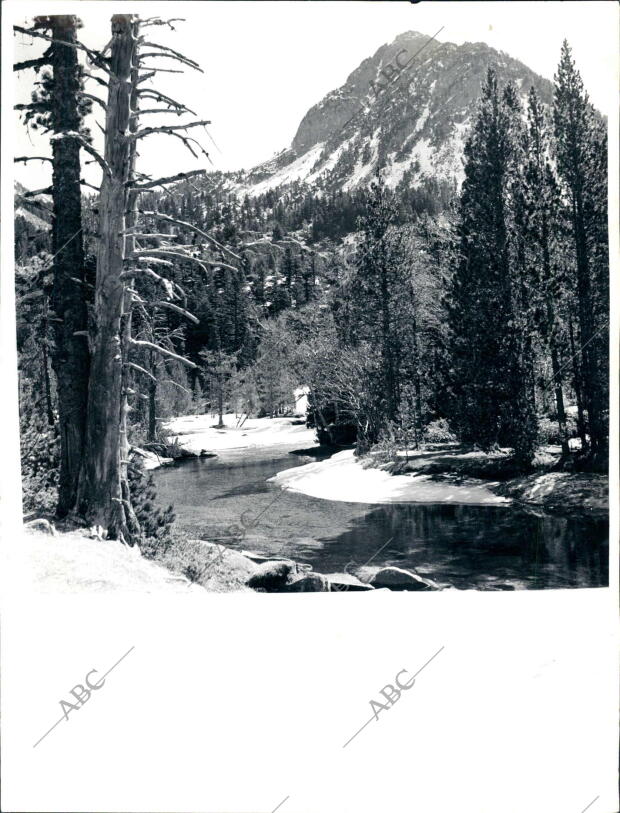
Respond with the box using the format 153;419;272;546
1;1;618;811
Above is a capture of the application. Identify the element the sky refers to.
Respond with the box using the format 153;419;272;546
9;0;619;189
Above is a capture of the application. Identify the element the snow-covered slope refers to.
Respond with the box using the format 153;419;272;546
5;527;203;594
224;31;554;198
14;182;51;230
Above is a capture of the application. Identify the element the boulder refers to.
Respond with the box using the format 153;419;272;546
193;541;259;583
24;518;56;536
368;566;440;591
324;572;374;592
281;573;330;592
246;560;298;591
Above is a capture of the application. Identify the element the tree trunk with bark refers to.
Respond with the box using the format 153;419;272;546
47;15;90;516
77;15;140;541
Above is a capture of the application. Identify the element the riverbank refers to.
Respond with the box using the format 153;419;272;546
11;523;439;594
271;445;608;518
147;412;318;463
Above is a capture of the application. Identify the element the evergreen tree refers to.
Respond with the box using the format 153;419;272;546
200;348;237;427
553;40;608;464
16;15;92;516
447;68;537;464
522;87;571;457
350;176;409;436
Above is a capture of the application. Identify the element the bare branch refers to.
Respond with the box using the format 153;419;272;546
49;131;112;177
123;233;180;240
129;168;206;190
130;119;211;141
138;211;243;262
129;339;197;368
203;260;240;273
148;129;208;161
130;249;208;272
21;186;53;198
152;300;199;323
122;266;178;299
84;72;108;89
140;66;185;74
13;25;111;75
131;108;184;117
136;88;196;116
140;42;202;71
137;71;156;85
14;155;52;164
80;178;100;192
139;51;201;72
134;255;173;267
124;361;156;381
163;379;192;394
14;56;49;72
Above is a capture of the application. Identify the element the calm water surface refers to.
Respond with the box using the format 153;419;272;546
153;447;608;590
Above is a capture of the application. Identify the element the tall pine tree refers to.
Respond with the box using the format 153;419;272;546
553;40;608;465
447;68;537;464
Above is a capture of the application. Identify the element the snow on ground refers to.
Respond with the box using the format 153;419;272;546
270;449;509;505
132;447;173;470
244;143;325;197
382;153;414;188
343;128;381;191
415;101;431;132
412;137;434;176
163;412;317;457
5;527;203;594
306;138;353;184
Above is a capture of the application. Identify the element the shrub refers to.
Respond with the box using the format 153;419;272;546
423;418;457;444
363;422;401;468
20;414;59;515
128;460;175;555
537;415;578;445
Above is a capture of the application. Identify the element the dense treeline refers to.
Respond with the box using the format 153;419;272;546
300;48;608;470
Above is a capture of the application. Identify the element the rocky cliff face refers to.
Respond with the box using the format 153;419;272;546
232;31;554;197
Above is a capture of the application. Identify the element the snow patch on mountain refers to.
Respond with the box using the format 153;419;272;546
343;128;381;191
244;143;325;197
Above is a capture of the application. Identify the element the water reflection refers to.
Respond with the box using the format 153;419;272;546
313;503;608;590
153;452;608;591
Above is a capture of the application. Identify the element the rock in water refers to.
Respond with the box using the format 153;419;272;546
369;566;440;591
324;572;374;591
246;560;298;591
282;573;330;592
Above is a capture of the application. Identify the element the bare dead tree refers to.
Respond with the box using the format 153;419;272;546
17;13;239;541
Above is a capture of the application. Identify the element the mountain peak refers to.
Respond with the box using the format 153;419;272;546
230;32;555;199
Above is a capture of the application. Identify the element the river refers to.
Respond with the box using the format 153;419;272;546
152;446;608;590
